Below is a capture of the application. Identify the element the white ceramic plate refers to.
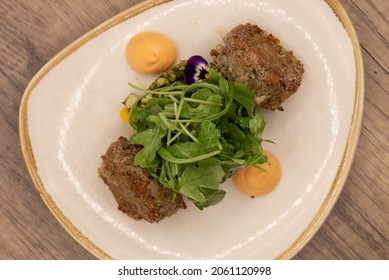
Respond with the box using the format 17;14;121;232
20;0;363;259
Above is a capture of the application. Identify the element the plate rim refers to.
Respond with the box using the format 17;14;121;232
19;0;364;259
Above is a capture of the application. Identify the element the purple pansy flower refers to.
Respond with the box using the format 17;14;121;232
184;55;209;84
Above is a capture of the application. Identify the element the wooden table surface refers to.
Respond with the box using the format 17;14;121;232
0;0;388;260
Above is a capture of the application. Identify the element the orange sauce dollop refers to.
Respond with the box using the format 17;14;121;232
126;32;177;74
232;151;281;197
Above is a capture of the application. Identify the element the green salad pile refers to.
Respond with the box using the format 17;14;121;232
125;58;268;209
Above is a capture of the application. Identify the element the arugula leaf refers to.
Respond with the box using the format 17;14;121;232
158;147;221;164
190;88;213;101
167;142;212;158
187;94;222;119
198;120;221;150
249;112;266;139
232;82;255;117
178;164;225;209
221;122;246;150
195;188;226;210
129;127;165;167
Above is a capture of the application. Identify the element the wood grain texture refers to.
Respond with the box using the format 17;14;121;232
0;0;387;259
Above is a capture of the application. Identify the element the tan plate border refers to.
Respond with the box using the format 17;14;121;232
19;0;364;260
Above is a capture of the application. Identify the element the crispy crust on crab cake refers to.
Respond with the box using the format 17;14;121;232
210;23;304;110
99;136;186;223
